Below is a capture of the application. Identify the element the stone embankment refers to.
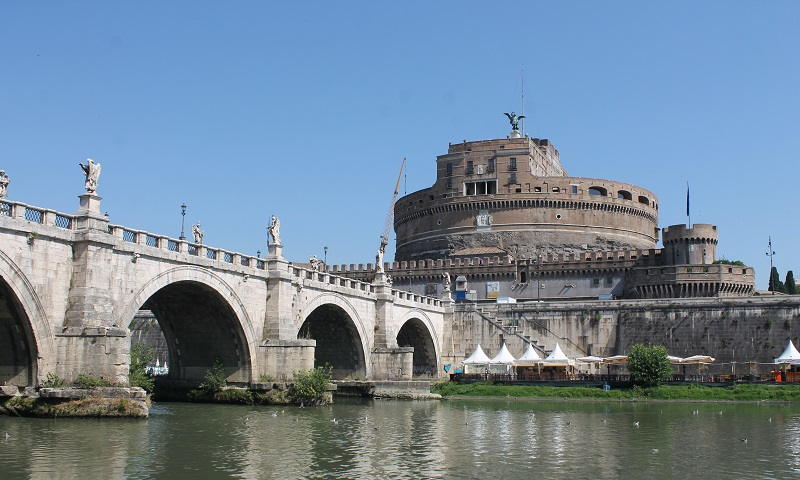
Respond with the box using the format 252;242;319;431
0;386;149;418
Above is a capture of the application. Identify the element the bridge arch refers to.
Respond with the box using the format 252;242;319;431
120;266;257;385
393;310;440;378
298;293;369;379
0;251;55;387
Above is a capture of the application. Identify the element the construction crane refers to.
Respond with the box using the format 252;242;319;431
378;157;407;258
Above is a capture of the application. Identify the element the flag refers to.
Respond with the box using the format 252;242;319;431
686;182;690;217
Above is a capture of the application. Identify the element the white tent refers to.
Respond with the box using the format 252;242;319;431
516;344;543;364
489;343;516;373
667;355;684;364
541;343;574;366
681;355;715;364
576;355;604;363
602;355;629;364
463;344;491;373
775;340;800;365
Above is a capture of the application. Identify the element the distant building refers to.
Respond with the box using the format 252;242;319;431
333;132;754;301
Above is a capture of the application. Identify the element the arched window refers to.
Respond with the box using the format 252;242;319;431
588;186;607;196
638;195;649;205
617;190;632;200
519;271;527;283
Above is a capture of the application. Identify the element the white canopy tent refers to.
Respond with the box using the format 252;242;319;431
463;344;491;374
775;340;800;365
541;343;574;367
681;355;716;364
489;343;516;373
516;344;543;365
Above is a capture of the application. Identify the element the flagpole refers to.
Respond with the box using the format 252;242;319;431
686;182;691;228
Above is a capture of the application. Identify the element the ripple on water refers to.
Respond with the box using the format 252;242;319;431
1;400;800;480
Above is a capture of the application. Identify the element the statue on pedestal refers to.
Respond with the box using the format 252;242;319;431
504;112;525;131
308;255;322;271
78;158;101;193
268;215;281;245
191;223;204;244
0;170;9;199
375;236;388;273
442;272;452;292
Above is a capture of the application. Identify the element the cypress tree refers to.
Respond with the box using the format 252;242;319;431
785;271;797;295
769;267;784;293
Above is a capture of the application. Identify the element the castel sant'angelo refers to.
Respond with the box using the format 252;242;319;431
336;116;755;303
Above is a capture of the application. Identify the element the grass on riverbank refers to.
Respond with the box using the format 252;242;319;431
0;396;149;417
431;382;800;401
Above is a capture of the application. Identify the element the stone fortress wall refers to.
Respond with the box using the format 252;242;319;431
393;136;660;261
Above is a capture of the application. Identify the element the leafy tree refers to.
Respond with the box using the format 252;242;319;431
199;359;227;393
713;258;746;266
785;271;797;295
769;267;785;293
627;344;672;388
129;343;155;393
289;366;333;406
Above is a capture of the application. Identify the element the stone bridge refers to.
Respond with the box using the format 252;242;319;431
0;192;449;388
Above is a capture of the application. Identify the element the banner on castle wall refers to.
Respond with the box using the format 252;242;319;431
486;281;500;299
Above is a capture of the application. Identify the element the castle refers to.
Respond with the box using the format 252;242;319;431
332;126;755;302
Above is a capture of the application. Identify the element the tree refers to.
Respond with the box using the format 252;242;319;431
627;344;672;388
769;267;785;293
129;343;155;393
785;271;797;295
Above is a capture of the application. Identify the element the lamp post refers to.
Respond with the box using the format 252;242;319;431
536;254;543;302
324;246;328;268
179;203;187;240
766;236;776;294
256;250;261;258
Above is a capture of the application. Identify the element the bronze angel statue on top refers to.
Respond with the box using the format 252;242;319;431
504;112;525;131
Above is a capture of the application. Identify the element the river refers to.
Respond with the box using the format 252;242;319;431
1;399;799;479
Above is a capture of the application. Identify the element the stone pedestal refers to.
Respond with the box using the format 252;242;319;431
258;339;316;381
370;347;413;380
55;327;130;385
267;242;283;259
510;129;522;139
74;193;109;231
372;274;395;349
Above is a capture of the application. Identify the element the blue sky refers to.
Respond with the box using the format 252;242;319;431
1;1;798;288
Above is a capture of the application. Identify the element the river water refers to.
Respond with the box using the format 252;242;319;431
1;398;799;479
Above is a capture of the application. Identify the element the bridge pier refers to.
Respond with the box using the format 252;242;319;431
370;273;413;380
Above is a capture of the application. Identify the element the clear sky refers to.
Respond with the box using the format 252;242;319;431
1;1;798;288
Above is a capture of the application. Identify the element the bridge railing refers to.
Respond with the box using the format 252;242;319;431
0;200;76;230
290;265;376;294
391;289;442;308
107;224;266;271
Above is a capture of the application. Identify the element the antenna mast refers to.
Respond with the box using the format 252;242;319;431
520;68;525;136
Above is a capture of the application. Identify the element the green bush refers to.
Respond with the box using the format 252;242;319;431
74;374;112;389
289;366;332;406
41;372;67;388
627;344;673;388
713;258;746;266
199;359;227;393
129;343;155;393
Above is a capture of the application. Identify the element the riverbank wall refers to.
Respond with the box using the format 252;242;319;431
445;295;800;375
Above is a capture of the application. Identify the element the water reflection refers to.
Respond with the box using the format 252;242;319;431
1;400;800;479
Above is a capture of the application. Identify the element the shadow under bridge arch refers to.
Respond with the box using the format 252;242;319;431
123;269;256;386
298;303;367;380
396;316;439;378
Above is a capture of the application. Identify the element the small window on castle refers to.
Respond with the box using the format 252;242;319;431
552;187;560;193
742;268;748;274
487;159;495;173
465;182;475;195
466;160;474;175
588;187;607;196
728;267;733;273
515;185;522;193
686;267;693;273
509;157;517;171
446;163;453;177
571;185;578;194
519;271;527;283
605;277;613;287
617;190;632;200
446;179;452;189
638;195;650;205
487;181;497;194
592;278;600;287
534;187;542;192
